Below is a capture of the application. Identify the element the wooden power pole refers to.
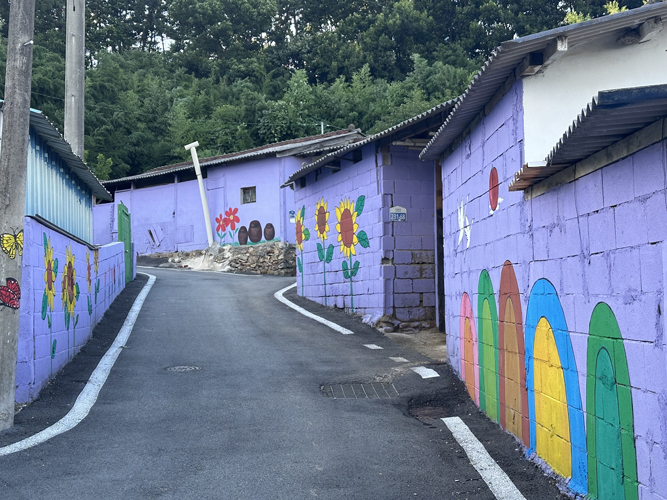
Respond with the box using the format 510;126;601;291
0;0;36;430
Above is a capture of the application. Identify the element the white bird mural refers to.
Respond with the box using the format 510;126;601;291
457;196;473;249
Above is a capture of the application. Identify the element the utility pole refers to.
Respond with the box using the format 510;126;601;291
0;0;36;431
64;0;85;158
184;142;214;247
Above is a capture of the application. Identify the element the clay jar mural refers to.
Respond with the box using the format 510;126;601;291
215;209;279;246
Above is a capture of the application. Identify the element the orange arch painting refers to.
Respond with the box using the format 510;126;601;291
534;317;572;478
460;293;479;404
498;261;529;447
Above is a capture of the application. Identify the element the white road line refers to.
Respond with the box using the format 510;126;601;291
274;283;354;335
363;344;383;349
137;266;263;277
0;273;157;457
389;357;409;362
411;366;440;379
442;417;527;500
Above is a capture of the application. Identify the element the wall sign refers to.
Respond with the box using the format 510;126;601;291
289;210;296;224
389;206;407;222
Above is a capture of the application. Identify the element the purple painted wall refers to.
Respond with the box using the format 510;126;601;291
293;143;436;324
442;79;667;499
16;217;126;403
93;156;304;254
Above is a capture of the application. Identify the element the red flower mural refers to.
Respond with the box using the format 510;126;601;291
225;207;240;231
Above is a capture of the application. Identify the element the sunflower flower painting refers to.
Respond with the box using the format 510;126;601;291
41;233;58;377
315;198;334;305
335;195;370;312
61;244;80;359
295;205;310;293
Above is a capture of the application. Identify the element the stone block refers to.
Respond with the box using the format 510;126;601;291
586;253;611;296
413;278;435;293
645;193;667;244
395;293;421;308
602;157;634;207
611;247;641;294
588;208;616;254
615;200;648;249
633;142;665;198
394;279;413;293
640;243;663;293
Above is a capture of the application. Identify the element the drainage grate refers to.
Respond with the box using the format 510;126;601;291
321;383;399;399
165;366;201;372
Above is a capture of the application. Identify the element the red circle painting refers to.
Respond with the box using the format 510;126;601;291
489;167;499;211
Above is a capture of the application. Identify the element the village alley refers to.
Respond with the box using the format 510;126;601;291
0;269;566;499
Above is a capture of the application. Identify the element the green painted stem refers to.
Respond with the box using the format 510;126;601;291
323;259;327;306
301;250;304;294
349;255;354;312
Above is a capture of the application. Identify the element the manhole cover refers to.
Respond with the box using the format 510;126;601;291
165;366;201;372
409;406;448;419
321;383;399;399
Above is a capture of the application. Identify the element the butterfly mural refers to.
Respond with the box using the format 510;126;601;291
0;277;21;309
0;228;23;260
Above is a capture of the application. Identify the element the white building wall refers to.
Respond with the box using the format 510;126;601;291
522;28;667;163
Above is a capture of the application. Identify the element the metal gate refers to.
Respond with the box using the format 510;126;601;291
117;201;133;283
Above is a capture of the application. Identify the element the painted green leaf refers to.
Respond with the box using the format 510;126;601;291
65;309;70;329
355;195;366;216
47;315;51;329
75;282;80;299
303;228;310;241
74;314;79;328
351;260;360;277
41;292;48;320
300;205;305;220
357;230;370;249
53;258;58;276
342;260;350;279
317;243;324;261
51;339;57;359
297;256;303;273
43;233;48;254
325;244;334;264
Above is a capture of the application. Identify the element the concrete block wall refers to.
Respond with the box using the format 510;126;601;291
381;147;436;322
442;78;667;499
293;144;386;322
16;217;126;403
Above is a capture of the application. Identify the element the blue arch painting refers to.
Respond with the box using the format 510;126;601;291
524;279;588;495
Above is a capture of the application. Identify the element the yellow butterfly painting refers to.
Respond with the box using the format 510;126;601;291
0;229;23;260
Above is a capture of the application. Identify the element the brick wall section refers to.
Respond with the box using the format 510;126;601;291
381;148;436;322
16;217;126;402
293;142;436;324
442;78;667;498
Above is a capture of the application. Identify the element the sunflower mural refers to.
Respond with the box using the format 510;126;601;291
295;205;310;293
315;198;334;305
335;195;369;312
61;244;80;359
86;251;93;322
40;233;58;377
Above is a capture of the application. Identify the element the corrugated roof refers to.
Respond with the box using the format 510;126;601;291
509;83;667;190
104;128;365;185
24;108;112;200
282;99;458;187
420;2;667;160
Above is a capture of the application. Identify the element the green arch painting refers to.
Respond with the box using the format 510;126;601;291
586;303;638;500
478;270;500;422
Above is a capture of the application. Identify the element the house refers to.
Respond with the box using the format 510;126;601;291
282;101;456;325
419;4;667;498
6;106;128;403
94;128;364;255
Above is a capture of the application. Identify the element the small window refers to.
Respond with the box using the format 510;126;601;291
241;186;256;204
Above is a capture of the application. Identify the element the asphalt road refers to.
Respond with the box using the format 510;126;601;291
0;268;567;499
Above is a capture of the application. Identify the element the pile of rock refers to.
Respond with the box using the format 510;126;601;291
374;315;435;333
159;241;296;276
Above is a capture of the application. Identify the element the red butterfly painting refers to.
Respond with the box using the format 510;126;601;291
0;278;21;309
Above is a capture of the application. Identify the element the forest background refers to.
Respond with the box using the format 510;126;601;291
0;0;643;179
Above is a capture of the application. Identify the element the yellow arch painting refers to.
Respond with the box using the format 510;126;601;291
533;317;571;478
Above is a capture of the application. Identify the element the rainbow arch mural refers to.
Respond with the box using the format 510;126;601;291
457;265;637;498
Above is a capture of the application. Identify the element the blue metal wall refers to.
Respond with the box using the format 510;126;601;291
26;128;93;242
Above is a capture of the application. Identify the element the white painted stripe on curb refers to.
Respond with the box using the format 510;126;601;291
0;273;157;456
389;357;409;362
363;344;383;350
274;283;354;335
442;417;527;500
411;366;440;379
